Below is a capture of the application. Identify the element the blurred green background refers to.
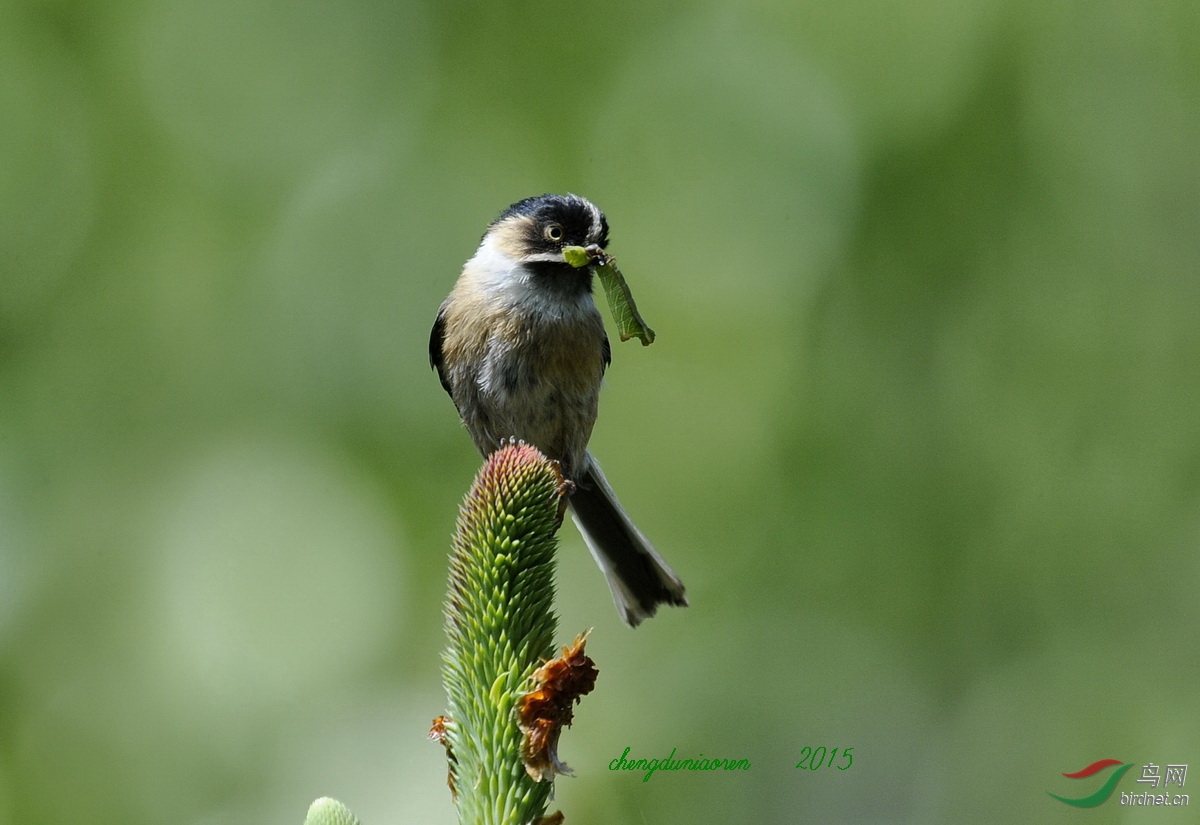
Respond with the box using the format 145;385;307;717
2;0;1198;822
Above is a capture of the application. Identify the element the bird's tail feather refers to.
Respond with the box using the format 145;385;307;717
567;452;687;626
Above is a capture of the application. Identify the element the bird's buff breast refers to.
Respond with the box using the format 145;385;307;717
444;302;605;476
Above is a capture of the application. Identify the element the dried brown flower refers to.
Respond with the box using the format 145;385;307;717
518;631;599;781
428;715;457;800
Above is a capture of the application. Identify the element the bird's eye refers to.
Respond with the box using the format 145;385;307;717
544;223;564;242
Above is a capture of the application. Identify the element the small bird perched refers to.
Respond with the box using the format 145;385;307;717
430;193;687;626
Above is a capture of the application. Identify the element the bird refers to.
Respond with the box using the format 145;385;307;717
429;193;687;626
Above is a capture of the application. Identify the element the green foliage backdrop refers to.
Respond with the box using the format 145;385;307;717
1;1;1197;822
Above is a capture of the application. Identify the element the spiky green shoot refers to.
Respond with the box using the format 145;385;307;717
441;442;567;825
303;798;361;825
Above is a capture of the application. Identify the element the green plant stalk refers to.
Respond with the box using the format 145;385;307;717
441;443;566;825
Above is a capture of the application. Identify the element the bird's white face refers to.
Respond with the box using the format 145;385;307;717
483;193;608;266
465;194;610;316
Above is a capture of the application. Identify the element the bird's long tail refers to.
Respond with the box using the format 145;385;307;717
567;452;687;626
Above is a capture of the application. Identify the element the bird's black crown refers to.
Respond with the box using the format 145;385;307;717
490;193;609;250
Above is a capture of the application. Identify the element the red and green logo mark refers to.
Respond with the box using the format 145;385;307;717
1048;759;1133;807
